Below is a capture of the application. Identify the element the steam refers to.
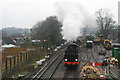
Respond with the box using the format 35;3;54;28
55;0;96;41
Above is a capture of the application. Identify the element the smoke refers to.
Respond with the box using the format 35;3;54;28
55;0;96;41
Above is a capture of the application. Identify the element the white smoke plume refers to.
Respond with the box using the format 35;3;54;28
55;0;96;41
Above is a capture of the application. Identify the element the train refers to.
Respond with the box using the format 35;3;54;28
86;40;93;48
103;40;112;50
64;43;79;69
93;37;101;44
86;34;94;41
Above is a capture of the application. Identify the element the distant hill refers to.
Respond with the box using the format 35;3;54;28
2;27;30;37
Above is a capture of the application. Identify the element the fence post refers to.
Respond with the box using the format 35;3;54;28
26;52;27;59
5;59;7;70
14;56;16;66
17;54;19;63
9;58;11;68
23;53;24;60
20;53;22;61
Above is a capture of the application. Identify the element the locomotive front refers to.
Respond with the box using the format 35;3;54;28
64;43;79;69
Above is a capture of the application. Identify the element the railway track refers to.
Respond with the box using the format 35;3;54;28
22;44;68;80
80;44;117;79
24;44;117;80
95;45;117;79
30;52;64;80
63;70;79;80
63;71;80;79
91;45;116;79
63;46;81;80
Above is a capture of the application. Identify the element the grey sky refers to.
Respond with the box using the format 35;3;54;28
1;0;119;29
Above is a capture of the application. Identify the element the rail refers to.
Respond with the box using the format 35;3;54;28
30;50;64;79
81;45;117;79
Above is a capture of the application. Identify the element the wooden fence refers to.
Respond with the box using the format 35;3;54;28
2;47;41;73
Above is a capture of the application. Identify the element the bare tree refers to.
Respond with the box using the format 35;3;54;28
95;9;116;38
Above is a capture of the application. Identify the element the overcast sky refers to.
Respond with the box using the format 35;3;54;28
1;0;119;29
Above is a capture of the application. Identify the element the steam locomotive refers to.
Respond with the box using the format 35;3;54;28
64;43;79;69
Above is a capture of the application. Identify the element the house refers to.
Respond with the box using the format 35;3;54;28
2;37;16;45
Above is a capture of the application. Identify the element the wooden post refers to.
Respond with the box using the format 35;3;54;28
23;53;25;60
17;54;19;63
14;56;16;66
29;51;31;57
5;59;7;70
26;52;27;59
27;51;29;58
32;50;34;58
20;53;22;61
22;53;24;60
35;48;37;54
9;58;12;68
27;52;28;59
21;53;23;60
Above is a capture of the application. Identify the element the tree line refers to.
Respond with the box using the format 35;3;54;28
30;16;65;48
95;9;117;40
30;8;119;47
82;8;118;41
